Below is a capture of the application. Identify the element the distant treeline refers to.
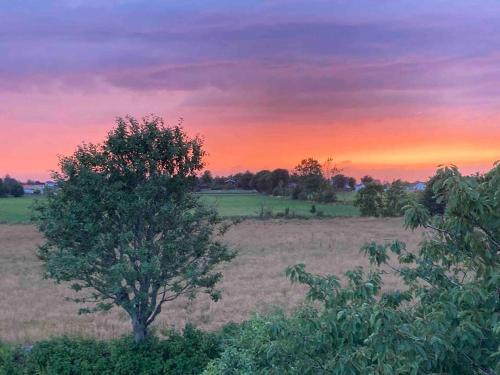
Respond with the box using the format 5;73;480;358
0;175;24;197
197;158;361;203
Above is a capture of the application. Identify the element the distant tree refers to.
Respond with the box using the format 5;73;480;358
236;171;254;190
420;174;446;215
251;170;273;194
331;174;349;191
354;182;385;216
200;170;213;185
316;184;337;203
34;116;235;342
294;158;322;177
360;175;374;185
383;180;410;216
347;177;356;190
322;157;341;181
3;175;24;197
271;169;289;193
0;178;7;197
293;158;325;195
10;183;24;197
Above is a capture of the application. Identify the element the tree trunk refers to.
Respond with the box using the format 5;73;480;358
132;315;148;343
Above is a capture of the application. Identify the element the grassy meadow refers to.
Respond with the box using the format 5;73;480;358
0;218;421;343
0;196;41;224
0;192;359;224
200;191;359;218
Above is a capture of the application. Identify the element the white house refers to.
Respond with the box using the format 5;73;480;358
22;184;45;194
407;182;426;192
354;183;365;192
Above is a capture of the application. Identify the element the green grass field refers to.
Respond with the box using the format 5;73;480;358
200;191;359;218
0;196;40;224
0;192;359;223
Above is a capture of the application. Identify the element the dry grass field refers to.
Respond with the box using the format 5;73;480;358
0;218;423;344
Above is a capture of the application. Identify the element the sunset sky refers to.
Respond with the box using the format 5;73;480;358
1;0;499;182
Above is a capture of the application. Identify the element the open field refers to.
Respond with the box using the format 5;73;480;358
200;192;359;217
0;196;42;224
0;218;422;344
0;193;359;224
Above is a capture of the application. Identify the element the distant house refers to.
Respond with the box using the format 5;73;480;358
407;182;426;192
354;183;365;192
22;184;45;195
224;178;236;188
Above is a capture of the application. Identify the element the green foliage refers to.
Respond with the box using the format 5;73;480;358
250;170;273;194
270;169;289;192
0;341;22;375
354;181;385;216
355;180;410;217
208;164;500;374
293;158;325;195
0;179;7;197
10;183;25;197
383;180;410;216
315;184;337;203
419;174;446;215
1;176;24;197
34;116;235;342
235;171;254;190
1;326;221;375
201;170;214;185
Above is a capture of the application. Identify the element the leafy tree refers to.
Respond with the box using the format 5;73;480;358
354;182;385;216
10;183;24;197
34;116;235;342
200;170;213;185
235;171;254;190
420;174;446;215
0;179;7;197
347;176;356;190
207;164;500;374
251;170;273;194
293;158;325;195
271;169;289;190
331;174;349;191
383;179;410;216
322;157;341;181
294;158;322;177
360;175;374;184
2;175;24;197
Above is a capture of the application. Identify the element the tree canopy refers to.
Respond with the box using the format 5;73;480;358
35;116;235;342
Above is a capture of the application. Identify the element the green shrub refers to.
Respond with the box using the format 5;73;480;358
4;325;221;375
383;180;410;216
0;341;22;375
355;180;410;217
354;182;385;216
315;185;337;203
25;337;112;374
419;175;446;215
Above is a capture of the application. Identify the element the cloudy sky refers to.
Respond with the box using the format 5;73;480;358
1;0;499;181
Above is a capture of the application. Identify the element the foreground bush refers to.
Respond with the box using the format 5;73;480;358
1;325;221;375
207;164;499;374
